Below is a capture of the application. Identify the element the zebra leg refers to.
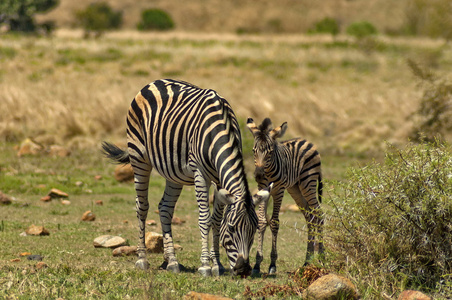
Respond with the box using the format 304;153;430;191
211;192;225;276
268;189;284;274
159;180;183;273
132;162;152;270
194;172;212;276
287;186;315;264
252;196;269;275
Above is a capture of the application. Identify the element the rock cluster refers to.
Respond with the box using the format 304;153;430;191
16;138;71;157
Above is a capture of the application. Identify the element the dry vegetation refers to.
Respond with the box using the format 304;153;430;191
2;30;450;158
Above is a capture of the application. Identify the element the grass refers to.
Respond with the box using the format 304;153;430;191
1;143;347;299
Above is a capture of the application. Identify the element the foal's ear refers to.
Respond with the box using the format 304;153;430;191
246;117;259;137
252;183;273;206
212;182;235;205
269;122;288;140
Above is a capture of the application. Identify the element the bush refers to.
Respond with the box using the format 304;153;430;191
308;17;340;37
75;2;122;37
327;142;452;297
346;21;378;39
408;59;452;142
137;9;174;31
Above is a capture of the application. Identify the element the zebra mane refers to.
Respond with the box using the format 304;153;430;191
258;118;273;132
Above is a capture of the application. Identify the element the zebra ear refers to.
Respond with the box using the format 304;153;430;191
213;182;235;205
269;122;288;140
252;183;273;206
246;118;259;136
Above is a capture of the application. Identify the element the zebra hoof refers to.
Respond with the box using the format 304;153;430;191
135;259;150;270
167;262;180;274
268;265;277;274
251;267;260;276
212;264;225;276
198;266;212;277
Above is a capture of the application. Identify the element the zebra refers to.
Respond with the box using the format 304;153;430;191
246;117;324;274
102;79;271;277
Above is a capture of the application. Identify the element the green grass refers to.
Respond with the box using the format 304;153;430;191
1;143;347;299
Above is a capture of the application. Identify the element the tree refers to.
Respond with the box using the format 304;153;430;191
74;2;122;38
0;0;58;32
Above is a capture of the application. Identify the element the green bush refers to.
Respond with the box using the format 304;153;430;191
308;17;340;36
137;9;174;31
75;2;122;37
408;59;452;142
346;21;378;39
327;142;452;297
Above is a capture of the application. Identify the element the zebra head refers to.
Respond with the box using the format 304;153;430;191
246;118;287;184
213;183;272;277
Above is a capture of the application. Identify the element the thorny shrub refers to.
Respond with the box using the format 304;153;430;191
327;142;452;297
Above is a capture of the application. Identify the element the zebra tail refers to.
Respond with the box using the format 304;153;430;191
101;141;130;164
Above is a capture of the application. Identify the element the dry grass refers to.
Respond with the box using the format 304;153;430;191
2;30;449;158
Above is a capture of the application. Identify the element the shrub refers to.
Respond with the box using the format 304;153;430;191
408;59;452;142
346;21;378;39
74;2;122;37
327;142;452;297
137;9;174;31
308;17;340;37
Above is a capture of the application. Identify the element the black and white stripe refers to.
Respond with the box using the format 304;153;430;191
247;117;324;274
102;79;270;276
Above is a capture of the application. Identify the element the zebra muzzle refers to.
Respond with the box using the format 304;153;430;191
254;166;266;182
233;255;251;277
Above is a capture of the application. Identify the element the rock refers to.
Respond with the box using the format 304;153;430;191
183;291;233;300
36;262;48;269
27;254;43;261
398;290;432;300
0;191;12;205
75;181;83;187
81;211;96;221
61;200;71;205
112;246;137;257
17;138;44;157
145;232;164;253
95;200;103;206
174;244;183;251
25;225;50;236
48;145;71;157
20;252;32;257
48;188;69;199
303;273;359;300
94;175;102;180
40;195;52;202
114;164;134;182
93;235;127;248
146;219;157;226
10;258;21;262
172;216;186;225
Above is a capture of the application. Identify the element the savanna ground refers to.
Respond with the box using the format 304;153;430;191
1;21;452;299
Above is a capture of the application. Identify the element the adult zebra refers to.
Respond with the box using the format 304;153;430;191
102;79;271;277
246;118;324;275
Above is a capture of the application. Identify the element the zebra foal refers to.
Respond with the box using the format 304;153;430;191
102;79;271;277
247;118;324;274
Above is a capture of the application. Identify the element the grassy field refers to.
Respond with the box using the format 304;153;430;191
1;30;451;299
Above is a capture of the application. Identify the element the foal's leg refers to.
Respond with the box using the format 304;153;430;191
268;188;285;274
